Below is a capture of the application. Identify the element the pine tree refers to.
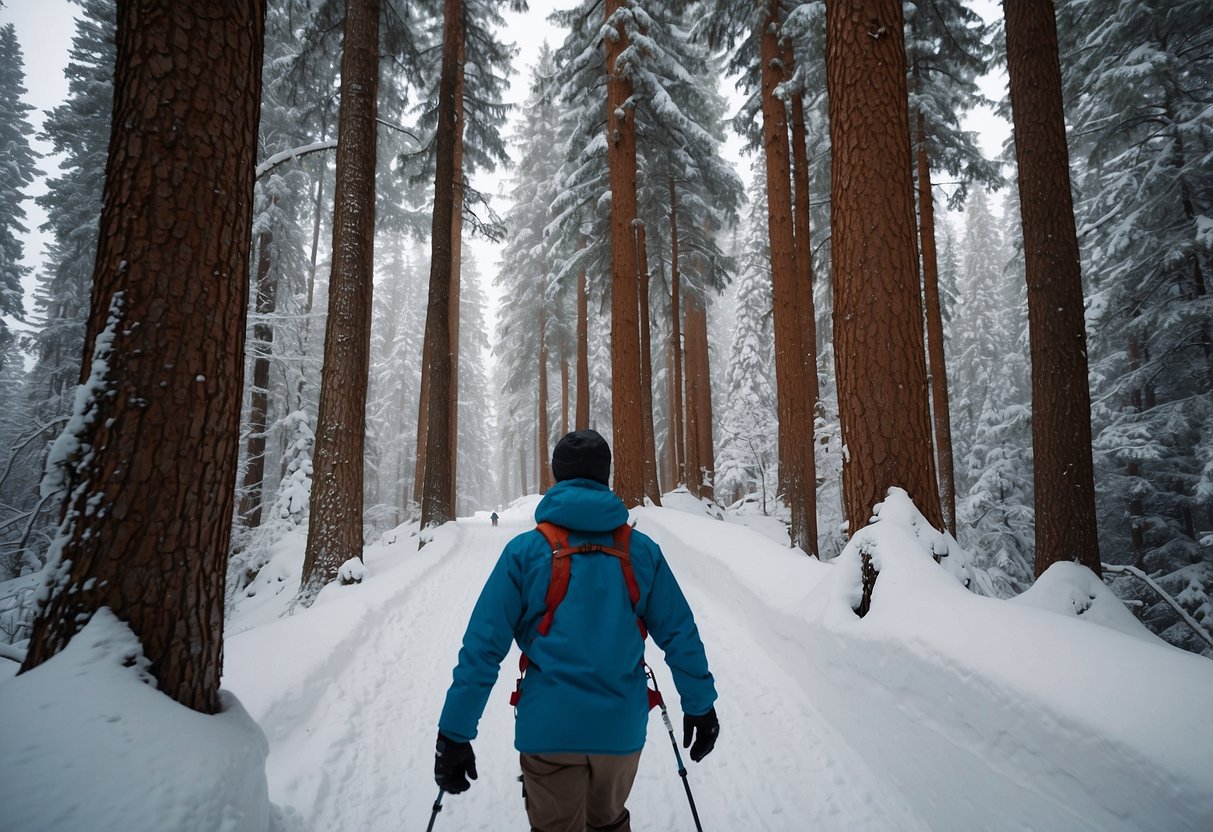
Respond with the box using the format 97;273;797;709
1057;0;1211;650
0;21;39;363
1004;0;1100;577
905;0;999;536
300;0;380;598
717;170;778;509
20;0;266;714
953;189;1034;595
827;0;942;543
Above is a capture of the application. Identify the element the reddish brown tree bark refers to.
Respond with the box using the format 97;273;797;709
419;0;462;533
20;0;266;714
605;0;645;505
760;0;809;540
447;31;466;515
684;289;703;497
916;111;957;537
1004;0;1101;577
826;0;942;536
788;72;821;556
240;225;278;528
301;0;380;598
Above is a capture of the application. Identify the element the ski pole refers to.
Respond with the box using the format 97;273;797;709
646;666;704;832
425;788;445;832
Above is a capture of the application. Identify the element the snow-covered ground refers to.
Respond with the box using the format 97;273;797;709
3;489;1213;831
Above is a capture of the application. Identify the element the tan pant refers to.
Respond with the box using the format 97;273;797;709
520;751;642;832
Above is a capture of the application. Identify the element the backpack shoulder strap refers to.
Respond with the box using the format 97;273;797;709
535;522;572;636
532;521;646;637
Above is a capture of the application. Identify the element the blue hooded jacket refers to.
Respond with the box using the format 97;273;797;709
438;478;717;754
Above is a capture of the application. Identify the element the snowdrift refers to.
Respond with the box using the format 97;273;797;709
639;488;1213;832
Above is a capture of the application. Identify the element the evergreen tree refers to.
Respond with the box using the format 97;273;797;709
0;20;38;359
1057;0;1212;650
716;171;778;509
20;0;266;714
953;189;1034;595
1004;0;1100;577
300;0;380;597
456;251;498;513
828;0;943;551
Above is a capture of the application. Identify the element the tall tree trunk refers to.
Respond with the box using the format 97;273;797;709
518;444;528;497
826;0;942;537
240;226;278;528
690;297;716;502
636;223;663;504
575;239;590;430
20;0;265;714
916;112;957;537
538;304;552;493
684;290;703;497
447;32;466;516
413;339;430;509
1127;336;1146;569
788;77;820;556
301;0;380;598
668;178;685;486
561;349;570;437
419;0;461;534
1004;0;1100;577
760;0;808;543
605;0;645;505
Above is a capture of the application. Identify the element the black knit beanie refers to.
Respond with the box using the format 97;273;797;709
551;429;612;486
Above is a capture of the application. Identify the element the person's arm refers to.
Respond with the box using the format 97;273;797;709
642;545;717;717
438;541;525;742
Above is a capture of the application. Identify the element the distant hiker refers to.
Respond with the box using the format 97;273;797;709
436;429;719;832
490;511;499;527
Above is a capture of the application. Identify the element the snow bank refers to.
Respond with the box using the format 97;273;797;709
637;488;1213;832
0;609;277;832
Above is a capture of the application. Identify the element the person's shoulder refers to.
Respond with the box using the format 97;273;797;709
626;527;664;564
501;526;550;560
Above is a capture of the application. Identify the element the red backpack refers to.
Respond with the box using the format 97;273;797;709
509;521;659;709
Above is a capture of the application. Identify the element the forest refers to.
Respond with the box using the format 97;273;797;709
0;0;1211;801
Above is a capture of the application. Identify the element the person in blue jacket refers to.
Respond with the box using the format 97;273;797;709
436;429;719;832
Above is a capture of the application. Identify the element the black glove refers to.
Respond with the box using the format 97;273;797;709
435;732;477;793
682;707;719;762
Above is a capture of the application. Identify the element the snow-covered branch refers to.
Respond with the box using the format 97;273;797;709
254;140;338;179
1103;563;1213;652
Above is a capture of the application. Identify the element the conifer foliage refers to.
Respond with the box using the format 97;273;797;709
0;20;38;361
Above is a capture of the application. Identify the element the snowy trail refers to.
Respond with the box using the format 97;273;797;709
240;512;931;832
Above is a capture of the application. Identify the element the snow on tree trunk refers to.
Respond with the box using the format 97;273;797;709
826;0;943;537
299;0;379;599
1004;0;1101;578
20;0;266;715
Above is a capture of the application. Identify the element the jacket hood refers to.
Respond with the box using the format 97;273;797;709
534;478;629;532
